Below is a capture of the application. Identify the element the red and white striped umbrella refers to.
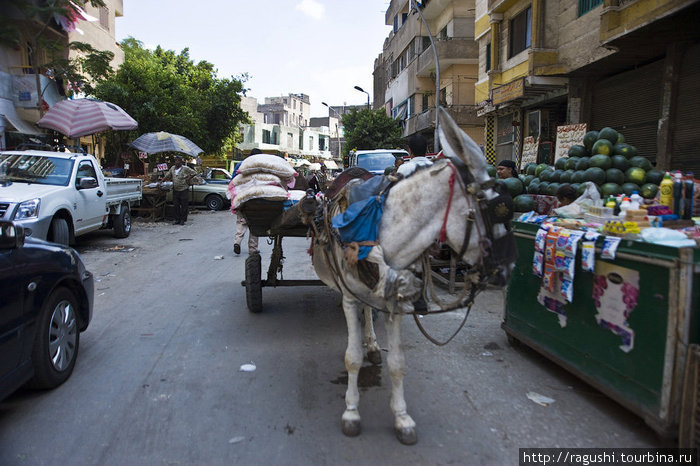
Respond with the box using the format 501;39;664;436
37;98;137;138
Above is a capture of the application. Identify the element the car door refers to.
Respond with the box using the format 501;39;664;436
0;249;24;378
74;160;106;233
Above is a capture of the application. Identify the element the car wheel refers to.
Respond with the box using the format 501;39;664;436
113;205;131;238
29;287;80;389
205;194;224;211
49;217;70;246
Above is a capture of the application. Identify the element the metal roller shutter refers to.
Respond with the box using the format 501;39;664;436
590;60;663;166
672;42;700;176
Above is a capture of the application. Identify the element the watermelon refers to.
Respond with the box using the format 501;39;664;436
625;167;647;185
605;168;625;185
617;144;638;159
589;154;612;170
550;170;563;182
613;143;631;156
611;154;630;172
575;157;590;171
616;133;625;144
539;169;554;182
570;183;581;193
598;127;619;145
576;183;588;197
600;183;623;197
560;170;574;184
640;183;659;199
535;163;550;176
538;182;550;195
503;177;525;197
568;145;587;158
621;182;641;196
527;181;540;194
565;157;580;171
555;157;568;170
523;174;536;186
629;156;652;171
583;131;599;151
591;139;613;156
546;182;561;196
644;169;664;185
583;167;606;185
525;163;538;175
513;194;536;212
487;165;497;178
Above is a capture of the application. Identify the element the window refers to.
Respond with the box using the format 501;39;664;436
439;26;448;40
408;95;414;118
422;36;431;51
262;129;271;144
509;6;532;58
578;0;603;16
287;132;293;146
393;15;398;32
99;7;109;30
76;161;97;187
319;136;326;151
486;42;492;72
440;87;447;107
308;137;313;150
422;93;429;112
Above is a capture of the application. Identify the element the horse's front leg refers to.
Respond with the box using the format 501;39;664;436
363;306;382;365
341;295;363;437
385;311;417;445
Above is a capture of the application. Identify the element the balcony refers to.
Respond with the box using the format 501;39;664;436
416;37;478;77
405;104;482;135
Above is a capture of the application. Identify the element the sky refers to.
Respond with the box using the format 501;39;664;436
115;0;393;118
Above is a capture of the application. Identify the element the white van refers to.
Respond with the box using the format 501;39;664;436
348;149;409;175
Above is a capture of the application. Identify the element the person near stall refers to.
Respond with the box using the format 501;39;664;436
158;155;196;225
232;149;260;255
309;163;329;194
556;185;578;207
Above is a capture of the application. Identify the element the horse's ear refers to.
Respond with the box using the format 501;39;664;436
437;107;489;176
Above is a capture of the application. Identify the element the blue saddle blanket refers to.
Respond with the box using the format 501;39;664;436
331;194;385;261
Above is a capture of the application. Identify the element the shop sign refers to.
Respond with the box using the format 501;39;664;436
520;136;539;169
554;123;587;161
138;152;147;160
491;78;525;106
496;113;514;145
157;163;168;172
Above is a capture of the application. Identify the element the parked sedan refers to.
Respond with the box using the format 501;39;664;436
0;221;94;401
166;178;231;211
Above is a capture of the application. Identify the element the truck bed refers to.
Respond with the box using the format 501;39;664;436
105;177;142;205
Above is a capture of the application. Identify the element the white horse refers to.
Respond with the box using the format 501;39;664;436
310;108;516;444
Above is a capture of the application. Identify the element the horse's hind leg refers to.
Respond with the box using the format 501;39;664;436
385;312;417;445
363;306;382;365
341;296;363;437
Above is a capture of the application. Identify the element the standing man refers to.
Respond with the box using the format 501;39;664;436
232;149;260;255
159;155;196;225
397;133;431;177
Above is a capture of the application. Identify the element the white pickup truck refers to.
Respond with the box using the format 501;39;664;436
0;149;142;245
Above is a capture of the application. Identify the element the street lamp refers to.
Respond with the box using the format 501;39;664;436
322;102;342;159
353;85;370;108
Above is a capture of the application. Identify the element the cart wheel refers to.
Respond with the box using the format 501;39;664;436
245;253;263;313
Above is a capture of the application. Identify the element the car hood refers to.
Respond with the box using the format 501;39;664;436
0;181;66;202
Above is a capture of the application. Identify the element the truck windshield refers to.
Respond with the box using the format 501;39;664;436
0;154;74;186
357;152;398;172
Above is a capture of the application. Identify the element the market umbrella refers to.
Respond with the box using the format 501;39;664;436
129;131;204;157
37;98;137;138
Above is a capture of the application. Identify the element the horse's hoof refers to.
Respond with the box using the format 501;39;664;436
366;349;382;366
395;426;417;445
342;419;361;437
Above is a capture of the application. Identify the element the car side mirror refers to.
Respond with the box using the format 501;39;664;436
0;221;25;249
77;177;98;189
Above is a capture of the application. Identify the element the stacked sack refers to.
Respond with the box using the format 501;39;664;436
228;154;297;212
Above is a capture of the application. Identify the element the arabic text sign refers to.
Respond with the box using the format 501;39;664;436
492;78;525;106
554;124;587;161
520;136;539;169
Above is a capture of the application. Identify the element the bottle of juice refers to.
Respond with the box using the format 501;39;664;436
673;172;683;216
659;172;674;208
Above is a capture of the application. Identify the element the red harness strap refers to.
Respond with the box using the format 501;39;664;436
438;163;457;243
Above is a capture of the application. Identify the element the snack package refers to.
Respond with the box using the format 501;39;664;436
556;229;572;250
581;241;596;272
543;264;557;292
561;278;574;302
601;236;622;260
532;251;545;277
535;226;549;253
564;231;585;257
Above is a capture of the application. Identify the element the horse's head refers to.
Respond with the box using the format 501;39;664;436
437;107;517;286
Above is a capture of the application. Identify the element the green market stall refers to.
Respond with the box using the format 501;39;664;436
503;221;700;438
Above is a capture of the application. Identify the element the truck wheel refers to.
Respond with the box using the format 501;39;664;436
205;194;224;211
245;253;263;313
49;217;70;246
28;287;80;389
113;206;131;238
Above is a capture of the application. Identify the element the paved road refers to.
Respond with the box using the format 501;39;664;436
0;209;666;465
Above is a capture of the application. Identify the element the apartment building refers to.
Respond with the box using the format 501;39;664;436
0;0;124;150
237;94;333;160
374;0;484;152
475;0;700;173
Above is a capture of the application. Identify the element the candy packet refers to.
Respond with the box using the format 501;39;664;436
601;236;622;260
532;251;544;277
581;241;596;272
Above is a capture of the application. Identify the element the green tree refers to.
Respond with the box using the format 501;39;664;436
0;0;114;113
341;107;403;155
94;38;249;163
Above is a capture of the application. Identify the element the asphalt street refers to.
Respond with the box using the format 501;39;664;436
0;209;668;465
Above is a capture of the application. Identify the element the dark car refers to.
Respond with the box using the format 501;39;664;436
0;221;94;401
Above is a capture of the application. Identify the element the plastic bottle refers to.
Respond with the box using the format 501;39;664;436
659;172;674;208
672;172;683;216
684;173;695;220
630;191;643;210
619;197;631;217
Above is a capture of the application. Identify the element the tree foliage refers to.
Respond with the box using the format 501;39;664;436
94;38;249;160
341;108;403;155
0;0;114;98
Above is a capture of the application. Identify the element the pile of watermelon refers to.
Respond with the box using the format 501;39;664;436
487;126;664;212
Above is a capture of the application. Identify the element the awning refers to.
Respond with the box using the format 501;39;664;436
324;160;339;170
0;99;42;135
